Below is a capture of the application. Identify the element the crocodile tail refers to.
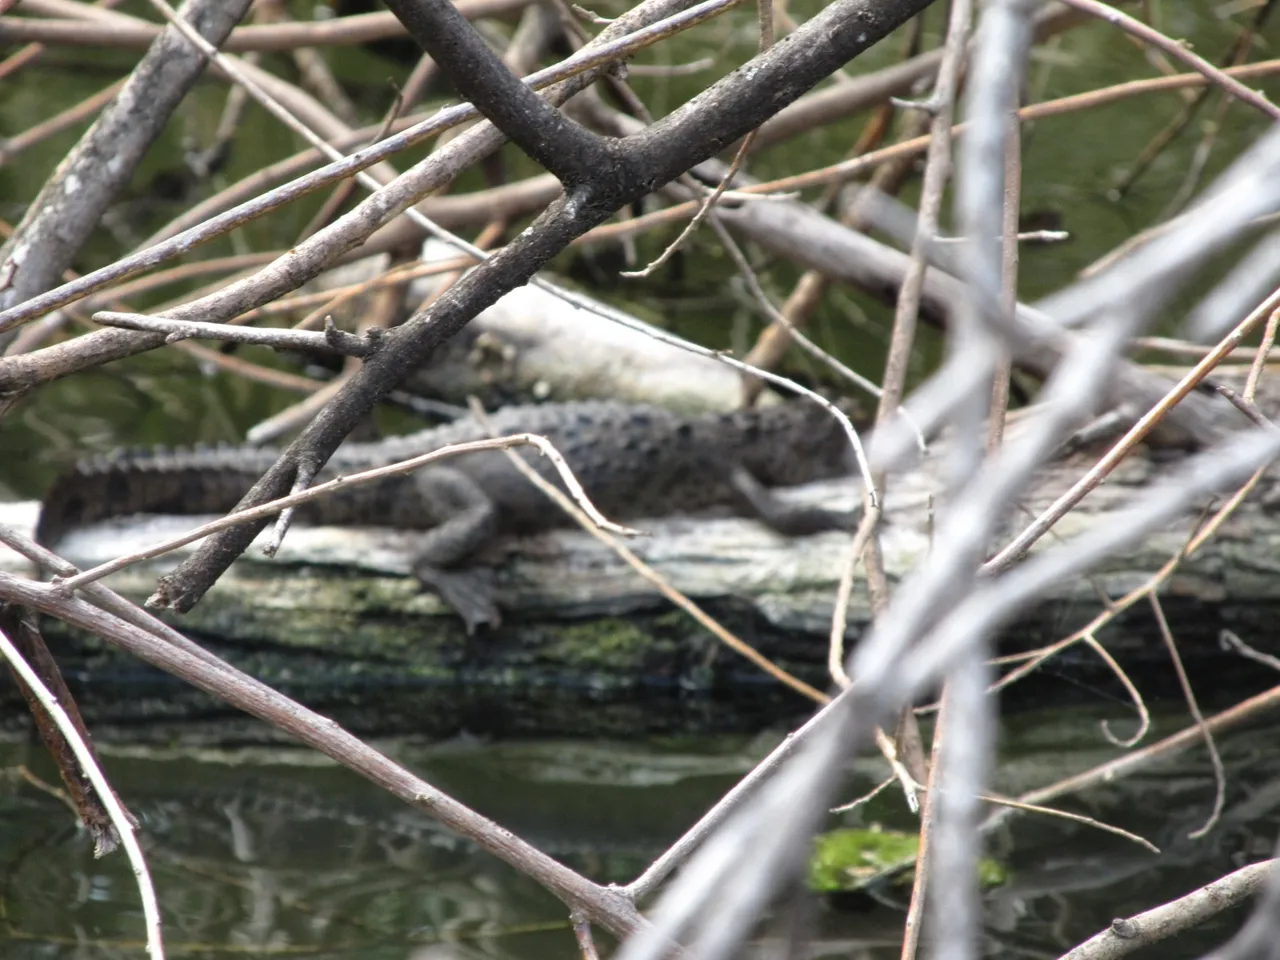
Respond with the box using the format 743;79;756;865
36;447;278;548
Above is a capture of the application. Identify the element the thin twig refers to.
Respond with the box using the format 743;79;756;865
1148;592;1225;838
91;310;375;356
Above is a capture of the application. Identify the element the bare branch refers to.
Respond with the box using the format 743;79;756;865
1059;860;1276;960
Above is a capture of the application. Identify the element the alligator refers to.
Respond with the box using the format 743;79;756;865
38;400;861;631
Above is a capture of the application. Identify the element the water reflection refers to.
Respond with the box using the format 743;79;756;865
0;707;1275;959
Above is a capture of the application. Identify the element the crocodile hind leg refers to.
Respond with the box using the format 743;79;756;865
407;466;501;634
729;466;860;535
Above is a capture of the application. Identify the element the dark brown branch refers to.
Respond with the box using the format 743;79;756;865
386;0;607;184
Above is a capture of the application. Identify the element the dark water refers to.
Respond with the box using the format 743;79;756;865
0;702;1275;959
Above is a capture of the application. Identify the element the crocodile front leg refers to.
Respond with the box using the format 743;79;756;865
729;467;860;535
407;466;501;633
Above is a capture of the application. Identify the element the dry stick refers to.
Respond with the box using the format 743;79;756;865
1085;213;1280;291
1083;632;1151;748
0;241;283;364
15;765;80;818
91;310;375;356
294;92;405;243
996;465;1238;684
465;402;831;705
399;51;440;114
246;267;411;447
51;432;638;595
0;0;128;77
810;501;916;806
984;795;1157;852
1221;630;1280;673
1057;0;1280;121
0;604;135;856
0;623;165;960
1109;6;1262;204
738;88;893;390
871;0;965;423
890;11;974;960
830;773;897;812
822;505;919;809
248;258;469;444
571;908;602;960
900;675;950;960
992;459;1271;700
622;672;851;904
1147;592;1225;838
1213;386;1276;431
987;108;1021;452
818;102;934;792
927;3;1030;955
1243;305;1280;401
134;0;401;200
1059;859;1276;960
855;0;974;831
846;779;1159;850
82;252;279;311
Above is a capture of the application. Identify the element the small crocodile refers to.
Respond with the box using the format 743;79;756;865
38;400;860;630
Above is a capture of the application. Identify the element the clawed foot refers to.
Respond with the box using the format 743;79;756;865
413;563;502;635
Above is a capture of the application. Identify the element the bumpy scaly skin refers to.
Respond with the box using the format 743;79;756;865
39;400;859;629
